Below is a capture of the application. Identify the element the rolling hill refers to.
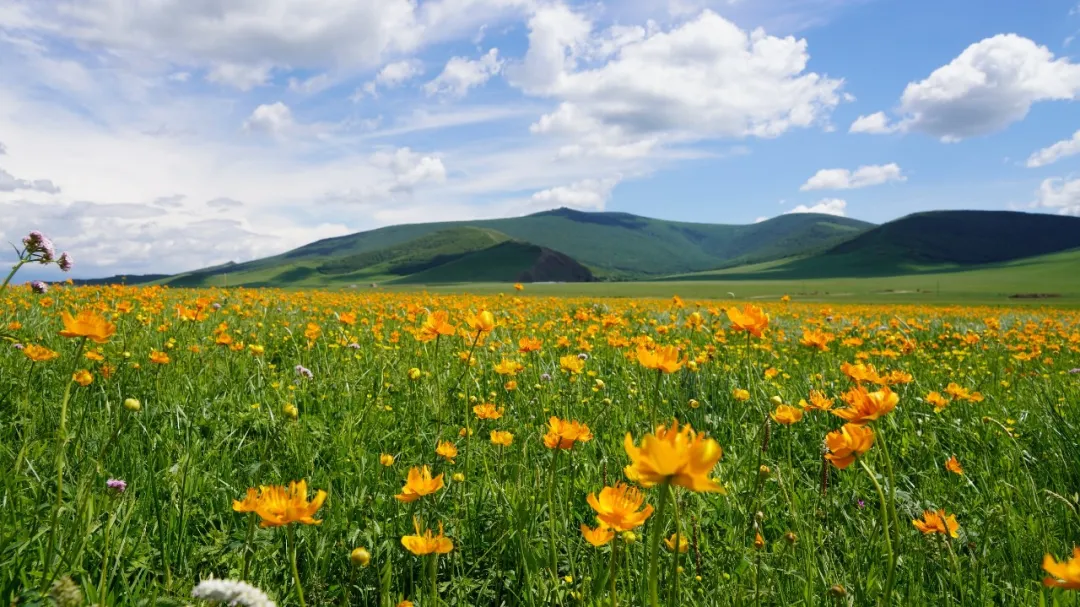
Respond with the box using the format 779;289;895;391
147;208;872;287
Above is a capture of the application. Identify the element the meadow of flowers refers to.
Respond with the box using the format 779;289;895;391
1;234;1079;606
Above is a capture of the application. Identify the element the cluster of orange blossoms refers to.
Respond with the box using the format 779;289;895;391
232;480;327;528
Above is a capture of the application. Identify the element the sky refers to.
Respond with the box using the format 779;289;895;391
2;0;1080;280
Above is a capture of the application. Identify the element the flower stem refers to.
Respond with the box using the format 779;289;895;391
608;539;619;607
648;481;671;607
241;513;256;580
288;525;306;607
876;427;900;601
859;459;893;604
0;259;27;296
98;507;117;607
666;485;681;607
547;449;560;579
431;554;439;606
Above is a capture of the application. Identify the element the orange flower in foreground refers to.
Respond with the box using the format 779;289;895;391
232;487;261;513
59;309;116;344
926;391;949;413
251;480;327;528
624;420;724;493
490;430;513;447
580;523;614;547
833;385;898;424
726;304;769;338
473;403;504;420
800;390;834;411
395;466;445;503
436;441;459;463
466;310;496;333
73;369;93;387
945;455;963;476
401;518;454;556
418;310;456;342
543;416;593;449
636;345;684;374
800;329;834;351
770;405;803;425
840;361;881;384
824;423;874;469
912;509;959;538
1043;547;1080;590
23;344;60;363
586;483;654;532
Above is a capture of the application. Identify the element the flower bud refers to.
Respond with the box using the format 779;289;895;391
350;547;371;567
123;398;141;412
452;472;465;482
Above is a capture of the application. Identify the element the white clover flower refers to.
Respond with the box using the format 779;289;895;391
191;578;276;607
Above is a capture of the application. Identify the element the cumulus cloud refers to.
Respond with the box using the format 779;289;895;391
207;197;245;210
288;73;332;95
425;49;503;97
530;177;619;210
1026;129;1080;167
800;163;905;191
852;35;1080;141
370;147;447;191
514;8;845;155
784;198;847;216
1032;177;1080;216
243;102;293;134
0;166;61;194
206;63;273;91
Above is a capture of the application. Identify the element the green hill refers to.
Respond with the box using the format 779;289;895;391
669;210;1080;281
390;241;594;285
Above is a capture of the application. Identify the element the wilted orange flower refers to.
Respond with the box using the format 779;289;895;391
559;355;585;374
636;345;684;374
401;518;454;556
23;344;59;363
518;336;543;353
580;523;614;547
833;385;898;424
1042;547;1080;590
473;403;504;420
824;423;874;469
436;441;459;463
912;509;959;538
926;391;949;413
770;405;803;425
149;350;170;364
586;483;654;531
543;416;593;449
73;369;93;387
490;430;513;447
624;420;724;493
945;455;963;475
466;310;496;333
395;466;445;502
251;480;327;527
59;309;116;344
726;304;769;338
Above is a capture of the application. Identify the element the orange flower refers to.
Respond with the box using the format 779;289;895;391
418;311;456;342
624;420;724;493
59;309;116;344
833;385;898;424
466;310;496;333
513;283;524;291
251;480;327;528
559;355;585;374
401;518;453;556
926;391;949;413
493;359;524;375
1043;547;1080;590
636;345;684;374
543;416;593;449
945;382;984;402
518;336;543;353
586;483;654;532
732;388;750;402
580;523;614;547
800;329;834;351
912;509;959;538
664;532;689;553
770;405;803;425
73;369;93;387
339;312;357;326
800;390;834;411
395;466;445;502
232;487;261;513
945;455;963;476
436;441;459;463
149;350;170;364
490;430;513;447
726;304;769;338
823;423;874;469
473;403;504;420
23;344;59;363
840;361;881;384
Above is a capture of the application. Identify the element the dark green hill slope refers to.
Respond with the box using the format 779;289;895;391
390;241;594;284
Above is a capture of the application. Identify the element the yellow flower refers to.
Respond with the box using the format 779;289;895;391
518;336;543;353
800;329;834;351
732;388;750;402
350;547;371;567
493;359;524;375
401;518;454;556
636;345;684;374
542;416;593;450
73;369;93;387
418;311;456;341
23;344;59;363
726;304;769;337
251;480;327;528
586;483;654;532
926;391;949;413
490;430;513;447
59;309;116;344
623;420;724;493
149;350;170;364
283;403;299;420
840;361;881;385
123;398;141;412
396;602;415;607
452;472;465;482
580;523;614;547
559;355;585;374
380;453;395;467
395;466;444;502
232;487;261;513
514;283;524;291
664;532;689;553
833;385;898;425
801;390;834;411
770;405;803;425
945;455;963;476
466;310;496;333
945;382;984;402
436;441;459;463
824;423;874;469
912;509;959;538
473;403;504;420
407;367;422;381
1042;547;1080;590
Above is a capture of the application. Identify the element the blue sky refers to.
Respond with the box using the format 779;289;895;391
2;0;1080;279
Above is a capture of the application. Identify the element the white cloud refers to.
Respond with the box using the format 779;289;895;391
800;163;905;191
784;198;846;216
1032;177;1080;216
371;147;447;190
207;197;245;210
530;177;619;210
288;73;332;95
514;8;845;154
243;102;294;134
1026;129;1080;168
206;63;273;91
0;166;61;194
354;59;425;98
425;49;503;97
0;141;6;155
853;34;1080;141
849;111;897;134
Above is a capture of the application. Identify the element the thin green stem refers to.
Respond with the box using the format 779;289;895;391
608;540;619;607
241;513;256;580
547;449;560;579
431;554;439;606
288;525;306;607
859;459;893;605
666;485;681;607
877;427;900;601
648;480;671;607
0;259;27;296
